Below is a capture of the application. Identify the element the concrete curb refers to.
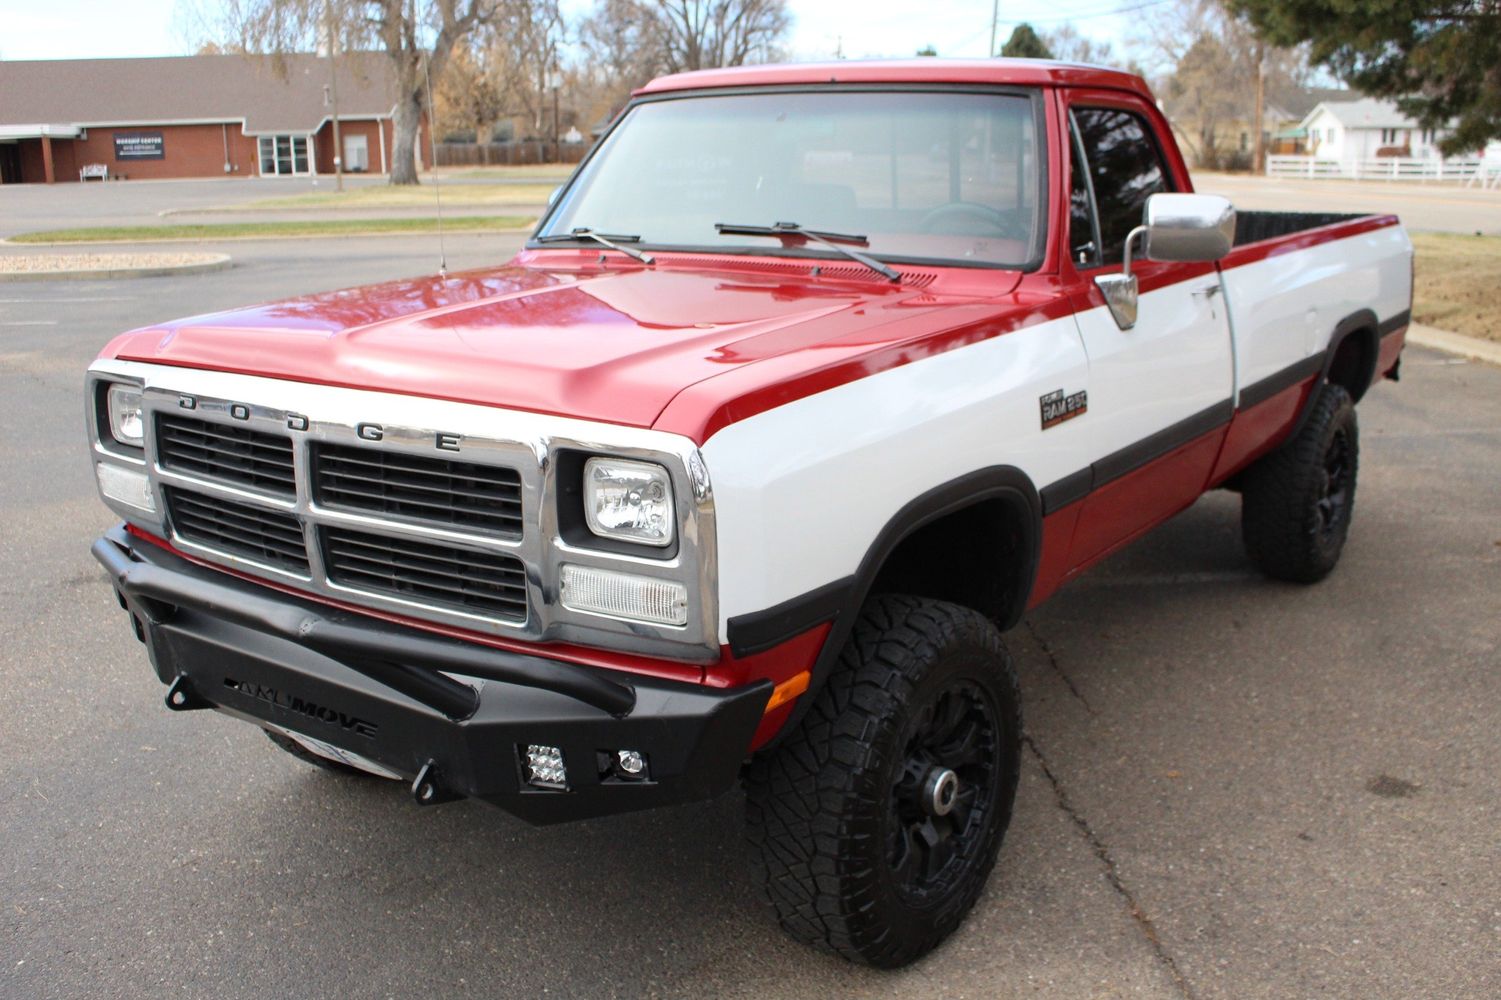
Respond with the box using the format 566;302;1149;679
1407;323;1501;367
0;255;232;282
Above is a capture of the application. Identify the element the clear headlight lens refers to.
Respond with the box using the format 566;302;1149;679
583;457;675;547
107;383;145;448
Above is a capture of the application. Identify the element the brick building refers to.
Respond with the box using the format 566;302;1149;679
0;53;429;184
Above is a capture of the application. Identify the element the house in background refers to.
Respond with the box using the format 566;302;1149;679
0;53;429;184
1301;98;1450;162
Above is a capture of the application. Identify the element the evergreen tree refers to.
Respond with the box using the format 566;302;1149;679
1000;23;1053;59
1228;0;1501;154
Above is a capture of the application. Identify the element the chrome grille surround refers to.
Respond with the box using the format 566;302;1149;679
86;360;719;663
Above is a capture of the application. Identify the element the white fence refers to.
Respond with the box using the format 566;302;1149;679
1267;154;1494;183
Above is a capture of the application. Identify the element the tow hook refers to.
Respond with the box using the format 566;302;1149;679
164;675;212;712
411;761;460;806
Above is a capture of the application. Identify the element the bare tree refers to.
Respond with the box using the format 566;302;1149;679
578;0;667;119
1129;0;1309;169
652;0;791;73
217;0;502;184
1042;25;1116;67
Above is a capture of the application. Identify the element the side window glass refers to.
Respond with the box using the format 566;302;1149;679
1068;121;1099;267
1072;107;1173;266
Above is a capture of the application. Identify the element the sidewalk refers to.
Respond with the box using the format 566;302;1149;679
1407;323;1501;366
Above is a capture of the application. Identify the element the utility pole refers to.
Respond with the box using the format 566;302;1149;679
327;0;344;191
989;0;1000;57
1252;40;1266;175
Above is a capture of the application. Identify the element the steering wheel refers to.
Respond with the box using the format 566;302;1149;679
918;201;1026;239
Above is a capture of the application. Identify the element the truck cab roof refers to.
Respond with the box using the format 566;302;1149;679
635;58;1155;101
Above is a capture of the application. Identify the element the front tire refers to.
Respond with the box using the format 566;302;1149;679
744;595;1022;967
1241;382;1359;583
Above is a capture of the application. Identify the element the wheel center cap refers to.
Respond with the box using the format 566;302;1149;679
924;767;960;816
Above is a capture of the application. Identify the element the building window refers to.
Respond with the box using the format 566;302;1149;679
258;135;312;176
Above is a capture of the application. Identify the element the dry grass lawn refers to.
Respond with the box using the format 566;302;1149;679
242;182;555;211
1411;232;1501;343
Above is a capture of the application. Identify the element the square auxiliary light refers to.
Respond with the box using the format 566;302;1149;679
522;743;567;790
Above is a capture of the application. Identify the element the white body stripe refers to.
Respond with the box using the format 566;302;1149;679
704;226;1413;640
1220;226;1413;396
1072;272;1233;456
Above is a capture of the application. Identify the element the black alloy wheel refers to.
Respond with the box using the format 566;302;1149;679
744;594;1021;967
888;680;1001;901
1242;382;1360;583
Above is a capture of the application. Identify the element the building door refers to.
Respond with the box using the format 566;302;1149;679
257;135;312;176
343;134;369;172
0;143;21;184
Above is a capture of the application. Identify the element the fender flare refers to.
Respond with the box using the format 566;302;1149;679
732;465;1041;745
1287;308;1379;440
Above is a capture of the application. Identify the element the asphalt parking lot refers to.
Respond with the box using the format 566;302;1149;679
3;217;1499;998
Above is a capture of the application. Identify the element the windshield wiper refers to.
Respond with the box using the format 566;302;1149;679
714;221;900;282
536;228;655;264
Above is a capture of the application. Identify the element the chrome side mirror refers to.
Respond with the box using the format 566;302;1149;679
1095;193;1236;330
1142;193;1236;262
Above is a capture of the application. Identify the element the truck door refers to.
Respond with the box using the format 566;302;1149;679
1061;95;1235;569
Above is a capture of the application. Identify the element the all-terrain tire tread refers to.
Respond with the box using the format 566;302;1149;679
1241;382;1359;583
744;594;1021;967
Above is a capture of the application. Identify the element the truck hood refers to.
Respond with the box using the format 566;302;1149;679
102;261;1021;431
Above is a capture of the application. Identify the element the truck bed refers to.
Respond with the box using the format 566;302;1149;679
1233;210;1366;247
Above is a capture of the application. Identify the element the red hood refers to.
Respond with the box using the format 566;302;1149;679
102;254;1025;440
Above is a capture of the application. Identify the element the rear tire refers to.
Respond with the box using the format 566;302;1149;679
1241;382;1359;583
744;595;1022;967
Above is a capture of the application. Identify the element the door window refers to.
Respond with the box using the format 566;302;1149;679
1070;107;1173;266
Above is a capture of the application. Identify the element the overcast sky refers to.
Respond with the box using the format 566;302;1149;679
0;0;1133;63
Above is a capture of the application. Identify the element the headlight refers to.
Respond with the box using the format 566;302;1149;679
583;457;675;547
107;383;145;448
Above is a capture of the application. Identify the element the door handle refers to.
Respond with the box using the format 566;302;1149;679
1192;285;1222;299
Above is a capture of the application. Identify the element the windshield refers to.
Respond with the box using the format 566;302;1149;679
539;90;1044;269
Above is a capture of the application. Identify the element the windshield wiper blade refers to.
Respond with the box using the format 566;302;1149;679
536;228;654;264
714;221;900;282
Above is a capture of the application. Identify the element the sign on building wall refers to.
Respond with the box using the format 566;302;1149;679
113;132;165;160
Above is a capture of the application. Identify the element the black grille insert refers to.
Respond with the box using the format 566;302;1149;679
166;488;309;574
321;527;527;621
312;443;522;537
156;415;295;496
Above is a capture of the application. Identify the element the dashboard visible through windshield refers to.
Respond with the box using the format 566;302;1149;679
537;89;1045;270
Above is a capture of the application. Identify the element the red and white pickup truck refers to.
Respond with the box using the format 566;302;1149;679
88;60;1411;966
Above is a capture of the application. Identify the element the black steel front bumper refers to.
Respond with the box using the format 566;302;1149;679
93;525;770;824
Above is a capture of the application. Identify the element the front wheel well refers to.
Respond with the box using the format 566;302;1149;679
866;496;1034;630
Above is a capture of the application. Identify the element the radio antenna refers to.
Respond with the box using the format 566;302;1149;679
421;46;447;278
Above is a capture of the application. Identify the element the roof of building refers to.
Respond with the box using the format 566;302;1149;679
0;53;396;134
636;59;1154;101
1277;87;1353;121
1301;98;1421;131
